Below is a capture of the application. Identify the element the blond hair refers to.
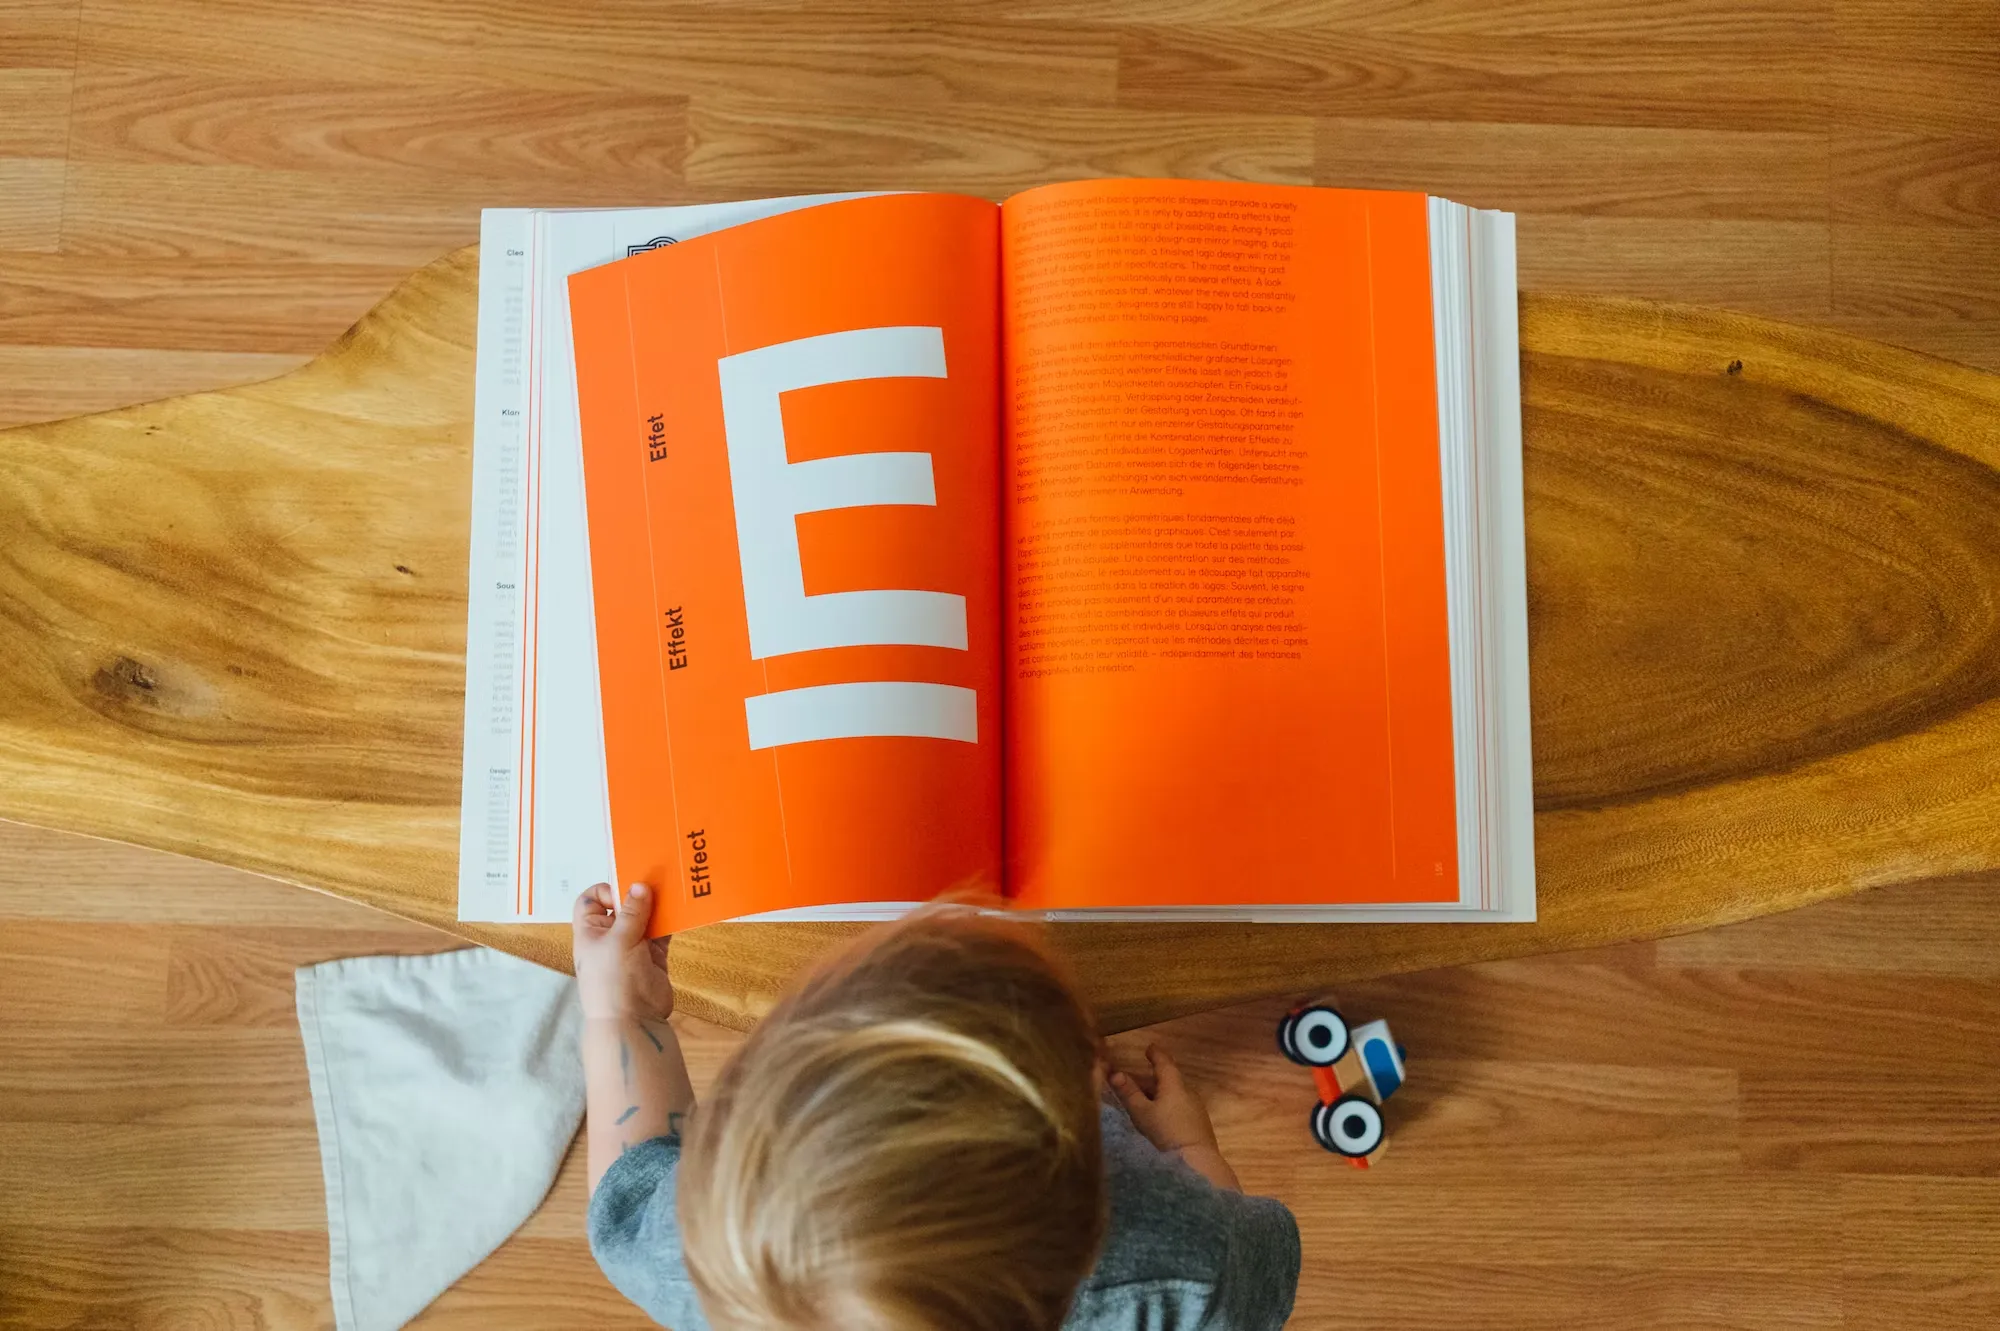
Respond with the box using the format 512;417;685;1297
678;904;1105;1331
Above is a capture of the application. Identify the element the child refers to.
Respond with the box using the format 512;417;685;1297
575;881;1300;1330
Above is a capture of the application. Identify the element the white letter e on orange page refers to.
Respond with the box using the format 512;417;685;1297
716;325;976;750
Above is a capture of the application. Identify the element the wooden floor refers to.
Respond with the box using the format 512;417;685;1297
3;822;1997;1329
5;0;2000;1326
6;0;2000;434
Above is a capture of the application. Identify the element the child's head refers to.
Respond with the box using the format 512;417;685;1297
678;904;1104;1331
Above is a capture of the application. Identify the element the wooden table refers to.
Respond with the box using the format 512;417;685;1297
5;247;1997;1032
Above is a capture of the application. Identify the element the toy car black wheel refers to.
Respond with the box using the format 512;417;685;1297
1311;1094;1384;1158
1279;1005;1349;1067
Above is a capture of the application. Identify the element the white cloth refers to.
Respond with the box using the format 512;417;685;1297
295;947;585;1330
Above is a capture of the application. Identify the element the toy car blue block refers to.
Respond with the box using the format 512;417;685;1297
1278;1002;1405;1168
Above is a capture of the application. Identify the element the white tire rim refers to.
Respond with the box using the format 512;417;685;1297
1290;1008;1349;1066
1325;1097;1383;1157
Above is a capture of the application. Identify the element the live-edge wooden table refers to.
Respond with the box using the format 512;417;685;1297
4;246;1998;1032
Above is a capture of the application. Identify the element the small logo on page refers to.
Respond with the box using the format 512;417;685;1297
626;236;678;258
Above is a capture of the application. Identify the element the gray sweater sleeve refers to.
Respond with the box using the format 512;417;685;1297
587;1135;709;1331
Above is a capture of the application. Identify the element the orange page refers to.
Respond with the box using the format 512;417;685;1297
569;193;1004;934
1001;179;1458;909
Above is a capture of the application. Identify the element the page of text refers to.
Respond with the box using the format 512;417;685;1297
1001;179;1458;909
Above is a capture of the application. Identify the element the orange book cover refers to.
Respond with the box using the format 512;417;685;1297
568;183;1461;934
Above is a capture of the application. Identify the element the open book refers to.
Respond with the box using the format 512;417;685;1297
457;180;1532;934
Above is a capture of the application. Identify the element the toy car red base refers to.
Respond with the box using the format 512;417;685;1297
1278;1003;1406;1168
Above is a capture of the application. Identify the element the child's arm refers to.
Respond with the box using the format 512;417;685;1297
1110;1043;1242;1192
573;882;696;1193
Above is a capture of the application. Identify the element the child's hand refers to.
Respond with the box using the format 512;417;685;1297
572;882;674;1022
1110;1044;1217;1154
1110;1043;1242;1191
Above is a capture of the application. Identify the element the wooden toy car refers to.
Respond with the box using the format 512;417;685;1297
1277;1002;1406;1167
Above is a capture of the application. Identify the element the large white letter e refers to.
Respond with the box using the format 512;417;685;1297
717;325;967;659
716;325;975;749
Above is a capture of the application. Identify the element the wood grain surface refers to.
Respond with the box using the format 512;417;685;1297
5;0;2000;1324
